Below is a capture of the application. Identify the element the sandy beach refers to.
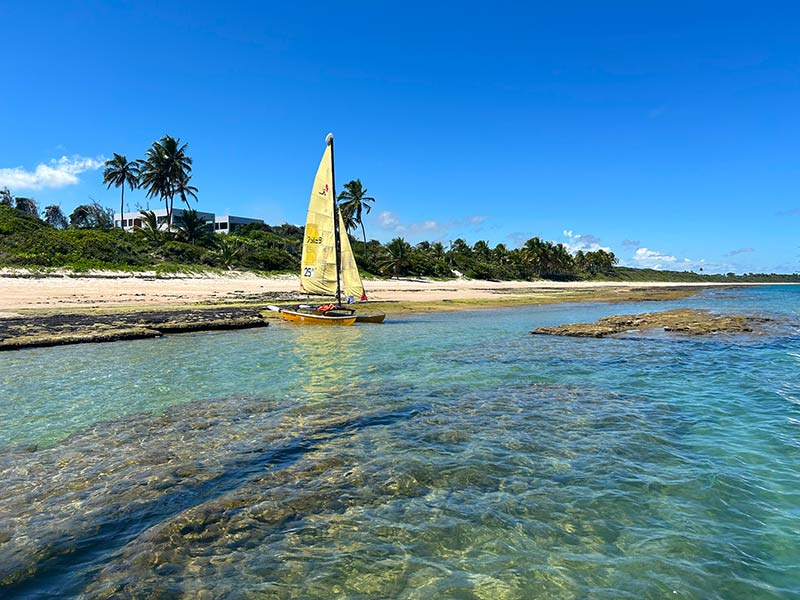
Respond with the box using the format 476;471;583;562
0;270;742;313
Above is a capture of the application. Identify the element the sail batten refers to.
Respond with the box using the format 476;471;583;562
299;138;366;301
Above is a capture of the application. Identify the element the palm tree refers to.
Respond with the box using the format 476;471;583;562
102;153;139;229
492;243;510;265
521;237;548;278
450;238;472;256
472;240;491;262
174;172;198;210
337;179;375;260
430;241;446;261
137;135;193;229
548;243;576;279
215;236;242;270
378;237;412;277
175;209;212;245
521;237;576;280
339;203;357;234
135;209;162;243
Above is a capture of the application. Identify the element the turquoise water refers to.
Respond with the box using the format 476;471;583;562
1;286;799;599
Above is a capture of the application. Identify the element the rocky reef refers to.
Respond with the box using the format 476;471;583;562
0;306;269;350
531;308;773;338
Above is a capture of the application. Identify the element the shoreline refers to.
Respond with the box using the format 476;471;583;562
0;271;777;350
0;270;780;313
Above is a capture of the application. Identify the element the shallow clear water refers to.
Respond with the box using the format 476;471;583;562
1;286;799;599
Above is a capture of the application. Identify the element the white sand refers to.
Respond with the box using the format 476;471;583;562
0;269;743;312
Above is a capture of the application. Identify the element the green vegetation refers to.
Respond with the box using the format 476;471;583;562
1;145;798;282
338;179;375;260
2;203;798;281
0;204;298;272
606;267;800;283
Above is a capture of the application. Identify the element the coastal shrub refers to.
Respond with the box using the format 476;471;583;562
233;239;298;271
407;247;451;277
1;228;74;266
63;229;148;266
239;222;304;239
0;204;45;235
161;240;216;266
463;260;501;281
238;229;301;258
0;228;149;268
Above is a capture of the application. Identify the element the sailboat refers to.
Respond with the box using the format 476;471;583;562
268;133;385;325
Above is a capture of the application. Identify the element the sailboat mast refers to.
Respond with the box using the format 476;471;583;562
328;132;342;306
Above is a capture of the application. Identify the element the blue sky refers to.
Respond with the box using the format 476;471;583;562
1;1;798;273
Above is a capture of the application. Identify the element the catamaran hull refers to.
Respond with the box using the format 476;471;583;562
271;308;356;326
354;313;386;324
266;305;382;325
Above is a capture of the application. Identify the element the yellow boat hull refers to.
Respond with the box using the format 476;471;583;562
277;309;356;326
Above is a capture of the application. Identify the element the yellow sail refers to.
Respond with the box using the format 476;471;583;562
339;210;367;301
300;141;338;296
300;135;366;301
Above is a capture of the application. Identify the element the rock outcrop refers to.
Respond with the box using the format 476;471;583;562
0;307;270;350
531;308;771;338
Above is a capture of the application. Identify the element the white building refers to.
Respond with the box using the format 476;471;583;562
114;209;262;233
214;215;264;234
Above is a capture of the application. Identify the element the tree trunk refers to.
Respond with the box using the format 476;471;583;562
360;221;368;261
120;186;125;230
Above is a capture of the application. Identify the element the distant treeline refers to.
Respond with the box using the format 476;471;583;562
1;201;798;283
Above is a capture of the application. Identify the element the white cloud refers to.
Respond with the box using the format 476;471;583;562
625;247;711;272
562;230;611;253
0;155;106;190
725;247;754;257
633;247;678;269
418;220;440;231
375;211;487;238
377;211;401;228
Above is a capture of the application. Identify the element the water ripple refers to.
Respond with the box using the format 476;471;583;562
1;287;799;598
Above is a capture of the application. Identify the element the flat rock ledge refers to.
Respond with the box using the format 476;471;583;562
0;308;269;351
531;308;772;338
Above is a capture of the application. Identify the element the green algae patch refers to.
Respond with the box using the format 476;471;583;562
355;286;703;316
531;308;773;338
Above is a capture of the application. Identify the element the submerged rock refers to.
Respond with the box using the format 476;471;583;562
531;308;773;338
